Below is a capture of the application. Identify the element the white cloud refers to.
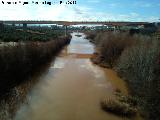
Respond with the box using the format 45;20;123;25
0;4;33;20
0;1;158;22
87;0;100;3
130;12;139;17
148;16;160;22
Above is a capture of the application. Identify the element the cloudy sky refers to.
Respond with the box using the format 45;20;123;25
0;0;160;22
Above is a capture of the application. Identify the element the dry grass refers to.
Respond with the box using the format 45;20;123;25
101;97;137;117
101;90;138;118
85;31;97;42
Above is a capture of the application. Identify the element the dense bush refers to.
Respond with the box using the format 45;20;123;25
116;38;160;120
85;31;97;40
0;36;71;94
99;32;134;67
0;26;65;42
87;31;160;120
89;32;136;67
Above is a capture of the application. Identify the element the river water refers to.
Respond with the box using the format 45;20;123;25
13;32;130;120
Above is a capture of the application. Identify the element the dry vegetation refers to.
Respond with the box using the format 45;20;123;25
86;31;160;120
0;26;71;119
101;95;137;117
0;36;71;94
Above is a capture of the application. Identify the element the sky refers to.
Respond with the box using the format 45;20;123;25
0;0;160;22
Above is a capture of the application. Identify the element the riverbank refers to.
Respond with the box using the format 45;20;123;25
86;31;160;120
0;35;71;95
11;32;130;120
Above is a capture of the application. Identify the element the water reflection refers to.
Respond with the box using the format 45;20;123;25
68;33;94;54
0;61;53;120
13;32;130;120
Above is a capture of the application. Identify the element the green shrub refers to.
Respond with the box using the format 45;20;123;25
0;25;65;42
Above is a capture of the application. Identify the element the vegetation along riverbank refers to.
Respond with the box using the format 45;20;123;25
0;25;71;95
86;31;160;120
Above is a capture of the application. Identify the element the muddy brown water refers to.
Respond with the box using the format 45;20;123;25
13;32;139;120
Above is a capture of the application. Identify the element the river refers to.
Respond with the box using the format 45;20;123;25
13;32;131;120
